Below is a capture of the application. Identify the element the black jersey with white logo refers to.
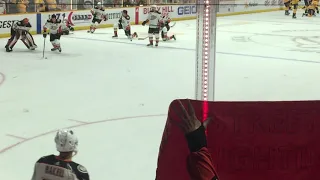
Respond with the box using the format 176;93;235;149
31;154;89;180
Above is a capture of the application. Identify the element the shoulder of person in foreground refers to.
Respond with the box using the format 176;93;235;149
186;125;218;180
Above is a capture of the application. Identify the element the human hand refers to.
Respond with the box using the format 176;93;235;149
174;99;212;134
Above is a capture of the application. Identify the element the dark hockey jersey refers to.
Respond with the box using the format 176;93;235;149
12;20;32;31
31;154;89;180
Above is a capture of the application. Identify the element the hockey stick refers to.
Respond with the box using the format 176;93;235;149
170;22;176;28
138;36;148;40
42;36;46;59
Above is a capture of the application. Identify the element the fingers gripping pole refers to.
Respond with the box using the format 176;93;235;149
195;0;217;101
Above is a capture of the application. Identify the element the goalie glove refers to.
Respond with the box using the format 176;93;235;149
142;21;147;26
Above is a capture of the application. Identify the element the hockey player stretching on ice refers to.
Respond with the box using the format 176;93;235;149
43;14;63;52
88;2;107;33
112;10;137;41
31;129;90;180
5;18;37;52
62;17;74;35
142;5;162;47
160;15;176;41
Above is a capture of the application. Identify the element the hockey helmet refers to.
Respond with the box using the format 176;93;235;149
22;18;29;24
97;2;102;7
122;10;128;14
51;14;56;19
55;129;78;153
151;4;157;10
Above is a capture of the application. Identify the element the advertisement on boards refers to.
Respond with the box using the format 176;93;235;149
0;14;36;34
0;20;19;29
142;6;174;15
177;5;197;15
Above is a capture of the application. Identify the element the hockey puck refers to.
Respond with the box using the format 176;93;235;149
45;57;48;59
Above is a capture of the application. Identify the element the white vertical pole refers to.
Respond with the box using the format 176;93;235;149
195;0;217;101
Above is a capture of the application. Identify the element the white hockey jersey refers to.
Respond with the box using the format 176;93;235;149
147;11;161;29
61;19;72;31
91;6;106;20
44;19;62;34
119;15;130;27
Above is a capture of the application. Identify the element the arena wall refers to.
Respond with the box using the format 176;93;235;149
0;1;284;38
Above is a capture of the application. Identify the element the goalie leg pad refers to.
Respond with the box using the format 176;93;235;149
26;32;36;46
8;32;21;48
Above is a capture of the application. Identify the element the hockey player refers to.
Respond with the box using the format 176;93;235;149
112;10;137;41
62;17;74;35
43;14;63;52
159;14;176;41
142;5;162;47
5;18;37;52
303;0;319;17
87;2;107;33
31;129;90;180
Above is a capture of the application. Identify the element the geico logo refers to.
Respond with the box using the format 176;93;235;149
107;13;121;19
72;14;92;20
177;6;196;15
0;20;19;28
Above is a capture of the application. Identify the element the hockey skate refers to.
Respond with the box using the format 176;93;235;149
51;47;62;52
112;35;118;38
6;47;12;52
29;45;37;50
285;10;290;16
292;13;297;19
87;28;95;34
127;35;132;41
172;35;176;40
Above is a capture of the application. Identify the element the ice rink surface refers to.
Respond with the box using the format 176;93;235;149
1;10;320;179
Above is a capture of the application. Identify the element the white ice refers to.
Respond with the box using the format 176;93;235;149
1;10;320;179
